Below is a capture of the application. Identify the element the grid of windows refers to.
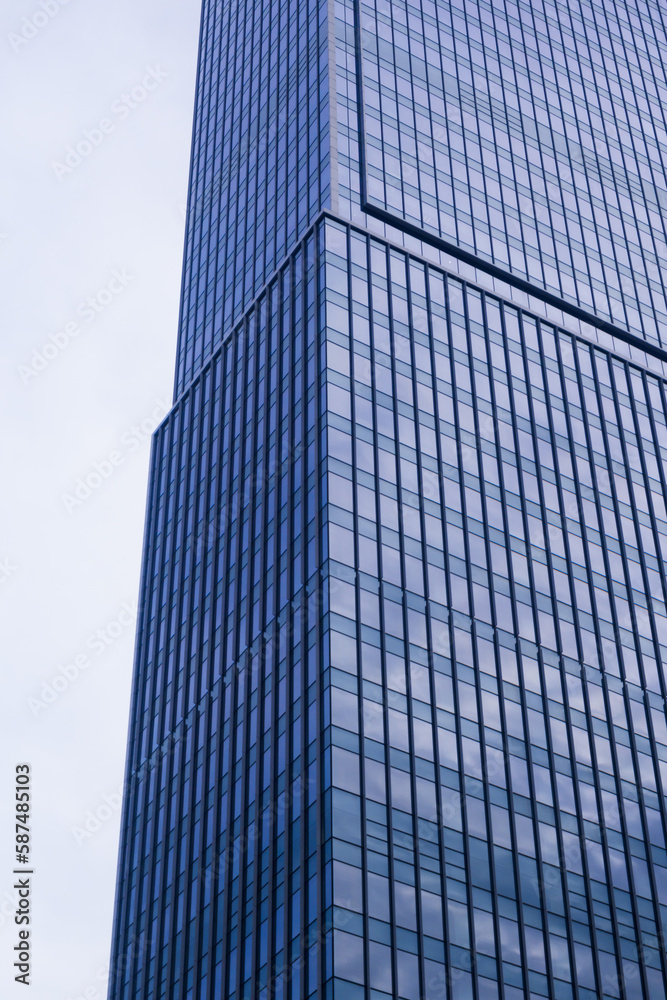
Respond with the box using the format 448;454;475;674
351;0;667;348
323;218;667;1000
110;211;667;1000
110;0;667;997
109;231;335;1000
173;0;331;395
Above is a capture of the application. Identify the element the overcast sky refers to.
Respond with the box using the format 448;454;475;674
0;2;201;997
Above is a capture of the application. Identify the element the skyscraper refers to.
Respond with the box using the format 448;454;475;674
108;0;667;998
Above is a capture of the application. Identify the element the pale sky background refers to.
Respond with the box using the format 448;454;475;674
0;1;202;997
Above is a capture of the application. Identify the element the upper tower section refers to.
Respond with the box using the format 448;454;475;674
174;0;332;395
334;0;667;350
175;0;667;396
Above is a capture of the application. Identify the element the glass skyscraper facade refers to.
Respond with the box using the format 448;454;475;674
108;1;667;999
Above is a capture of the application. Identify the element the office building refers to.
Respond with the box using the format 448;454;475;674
108;0;667;997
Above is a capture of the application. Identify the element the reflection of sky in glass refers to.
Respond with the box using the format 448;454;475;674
354;0;667;347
